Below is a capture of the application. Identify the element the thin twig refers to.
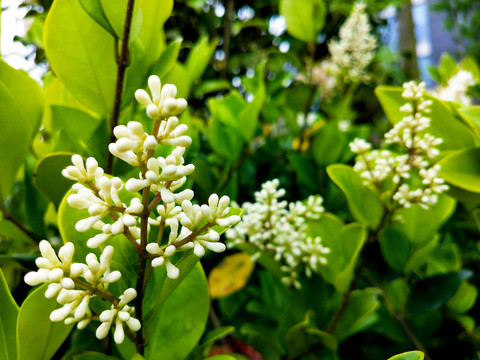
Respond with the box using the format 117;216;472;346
106;0;136;173
0;202;39;243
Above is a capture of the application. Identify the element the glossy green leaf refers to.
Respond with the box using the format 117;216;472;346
17;284;74;360
332;288;380;341
407;270;473;313
312;122;348;166
307;329;338;351
151;38;183;79
0;220;33;246
387;351;424;360
0;268;18;360
0;59;43;200
162;62;192;98
438;147;480;193
44;0;116;116
279;0;326;43
447;281;478;314
101;0;143;42
34;153;75;208
202;326;235;346
137;0;173;68
453;103;480;141
375;86;476;150
185;35;217;84
327;164;383;228
395;194;456;244
425;242;462;276
379;225;411;272
404;236;439;275
50;105;102;153
194;79;232;97
78;0;116;37
145;263;209;360
205;356;236;360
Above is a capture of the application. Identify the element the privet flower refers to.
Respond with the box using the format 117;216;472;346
226;179;329;289
24;242;126;333
327;2;377;83
135;75;187;119
432;70;476;104
350;81;449;209
27;79;241;345
96;288;141;344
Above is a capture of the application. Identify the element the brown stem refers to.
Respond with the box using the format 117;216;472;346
0;203;39;243
106;0;136;173
73;278;118;305
394;313;432;360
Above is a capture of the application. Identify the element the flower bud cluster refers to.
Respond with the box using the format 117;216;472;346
135;75;187;119
350;81;449;209
64;155;142;249
24;241;138;339
226;179;329;289
97;288;141;344
146;193;241;279
432;70;475;105
327;2;377;83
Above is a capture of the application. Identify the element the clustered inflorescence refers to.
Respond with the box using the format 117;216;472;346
326;2;377;83
25;76;240;343
226;179;329;289
350;81;449;209
432;70;475;105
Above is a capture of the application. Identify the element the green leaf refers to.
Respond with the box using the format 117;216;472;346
0;268;19;360
137;0;173;68
0;59;43;200
394;194;456;244
454;102;480;141
460;56;480;79
78;0;116;37
0;220;33;246
17;284;74;360
327;164;383;228
312;122;348;166
333;224;367;294
332;288;381;341
50;105;102;153
379;225;411;272
438;147;480;193
279;0;326;43
407;270;473;313
387;351;425;360
185;35;217;84
194;79;232;97
438;53;457;82
145;263;209;360
202;326;235;346
375;86;476;151
205;356;237;360
34;153;76;208
44;0;116;116
151;38;183;79
101;0;143;42
404;236;439;275
447;281;478;314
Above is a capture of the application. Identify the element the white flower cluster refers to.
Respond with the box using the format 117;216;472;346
327;2;377;83
24;241;139;342
350;81;449;209
226;179;329;289
25;77;242;344
432;70;475;105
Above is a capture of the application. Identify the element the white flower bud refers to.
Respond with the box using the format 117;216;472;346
146;243;162;255
67;194;91;209
166;262;179;279
205;242;226;253
125;179;149;193
126;317;141;331
48;268;64;282
96;321;111;339
24;272;45;286
50;305;72;322
45;283;63;298
152;257;165;267
120;288;137;306
193;243;205;257
164;245;176;257
144;135;158;150
70;263;86;277
148;75;162;103
135;89;152;106
146;104;160;119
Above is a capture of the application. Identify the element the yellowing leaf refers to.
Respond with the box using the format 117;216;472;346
208;253;254;298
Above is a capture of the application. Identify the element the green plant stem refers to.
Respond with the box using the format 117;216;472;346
106;0;136;174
